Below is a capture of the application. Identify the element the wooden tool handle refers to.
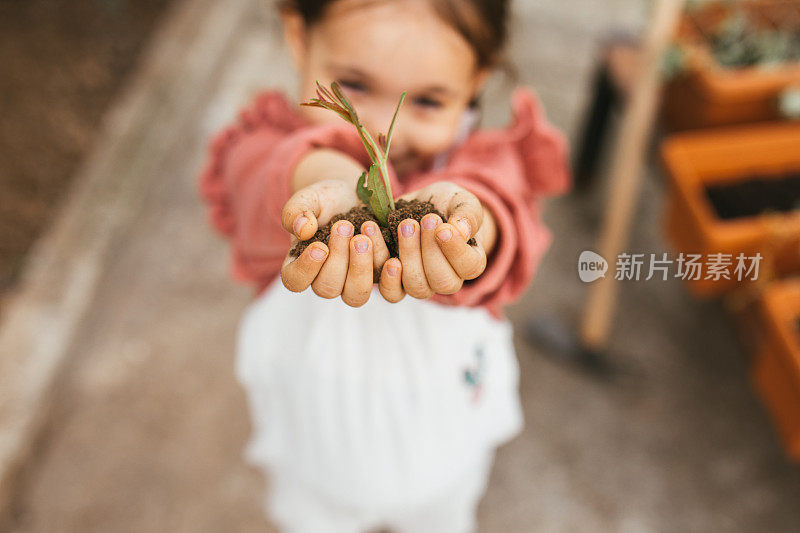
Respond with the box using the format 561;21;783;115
580;0;686;349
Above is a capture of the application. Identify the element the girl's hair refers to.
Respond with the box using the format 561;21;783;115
279;0;510;69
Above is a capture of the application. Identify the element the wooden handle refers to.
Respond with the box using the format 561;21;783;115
580;0;686;349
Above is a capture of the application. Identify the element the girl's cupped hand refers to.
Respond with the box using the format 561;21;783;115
280;180;487;307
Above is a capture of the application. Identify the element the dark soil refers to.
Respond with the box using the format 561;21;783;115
705;173;800;220
291;199;477;263
0;0;172;295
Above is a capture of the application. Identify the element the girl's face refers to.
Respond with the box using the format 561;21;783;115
283;0;489;176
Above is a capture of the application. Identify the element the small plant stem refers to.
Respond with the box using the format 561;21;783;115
357;125;396;211
357;128;381;166
378;158;396;210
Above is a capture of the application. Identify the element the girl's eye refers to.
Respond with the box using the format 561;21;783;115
337;79;367;93
413;96;443;109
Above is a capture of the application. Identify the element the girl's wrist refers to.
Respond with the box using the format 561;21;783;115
291;148;365;193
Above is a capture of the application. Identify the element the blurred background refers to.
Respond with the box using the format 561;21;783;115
0;0;799;531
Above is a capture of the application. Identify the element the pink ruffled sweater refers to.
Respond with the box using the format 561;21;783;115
199;88;570;318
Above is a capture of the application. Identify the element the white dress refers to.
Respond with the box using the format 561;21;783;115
235;280;523;529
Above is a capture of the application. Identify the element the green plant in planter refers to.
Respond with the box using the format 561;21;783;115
712;13;798;68
709;9;800;69
666;3;800;77
302;81;406;227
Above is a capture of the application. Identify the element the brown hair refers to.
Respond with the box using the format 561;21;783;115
279;0;510;68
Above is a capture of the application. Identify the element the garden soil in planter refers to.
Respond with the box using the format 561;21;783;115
661;122;800;297
291;198;477;261
705;173;800;220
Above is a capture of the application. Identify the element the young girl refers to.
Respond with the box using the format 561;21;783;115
200;0;569;530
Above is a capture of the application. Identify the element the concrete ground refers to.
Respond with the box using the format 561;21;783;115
4;0;800;532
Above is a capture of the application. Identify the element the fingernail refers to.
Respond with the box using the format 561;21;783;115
387;262;400;277
362;223;375;237
337;222;354;237
401;221;416;238
422;215;440;231
455;218;471;239
437;228;453;242
354;238;369;254
294;216;308;235
309;246;327;261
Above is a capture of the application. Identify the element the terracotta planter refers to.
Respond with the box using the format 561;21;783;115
662;0;800;131
661;122;800;297
752;279;800;461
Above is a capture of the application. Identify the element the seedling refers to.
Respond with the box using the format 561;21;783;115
290;81;475;260
302;81;406;226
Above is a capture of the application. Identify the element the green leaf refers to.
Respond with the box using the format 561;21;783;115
331;82;359;123
315;82;340;110
384;92;406;154
300;102;354;125
366;164;391;226
355;171;370;205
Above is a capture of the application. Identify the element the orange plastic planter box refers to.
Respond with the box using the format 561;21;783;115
661;122;800;297
662;1;800;131
752;279;800;461
662;66;800;131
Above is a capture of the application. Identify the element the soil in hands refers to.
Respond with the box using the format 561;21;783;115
705;173;800;220
290;199;477;259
